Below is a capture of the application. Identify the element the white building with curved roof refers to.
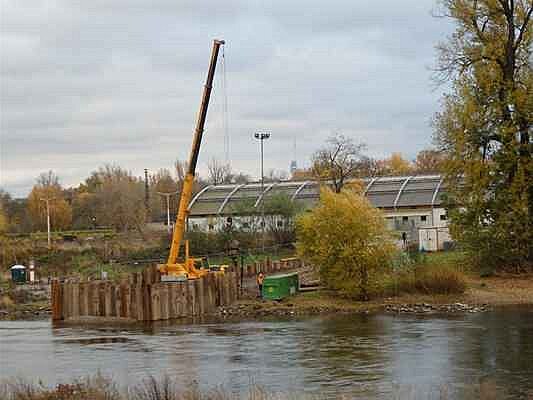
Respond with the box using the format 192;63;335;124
186;175;451;250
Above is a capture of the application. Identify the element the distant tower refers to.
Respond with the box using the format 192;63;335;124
290;160;297;175
290;137;298;175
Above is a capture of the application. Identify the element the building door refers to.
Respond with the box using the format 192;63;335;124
419;229;437;252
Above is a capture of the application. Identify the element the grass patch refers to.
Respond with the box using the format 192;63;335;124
423;250;471;273
392;266;467;295
387;251;468;296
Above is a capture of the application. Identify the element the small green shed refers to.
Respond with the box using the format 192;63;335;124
262;272;299;300
10;265;27;284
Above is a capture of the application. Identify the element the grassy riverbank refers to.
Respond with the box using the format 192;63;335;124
2;251;533;321
217;272;533;319
0;282;51;320
220;251;533;318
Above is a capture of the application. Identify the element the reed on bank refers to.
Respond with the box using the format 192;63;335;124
0;375;513;400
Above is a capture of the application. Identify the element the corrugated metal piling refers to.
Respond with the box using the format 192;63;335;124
52;257;303;322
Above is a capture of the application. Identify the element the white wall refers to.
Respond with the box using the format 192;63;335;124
188;207;450;236
431;207;448;227
188;214;289;232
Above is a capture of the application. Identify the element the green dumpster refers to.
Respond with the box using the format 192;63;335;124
10;265;27;284
262;272;299;300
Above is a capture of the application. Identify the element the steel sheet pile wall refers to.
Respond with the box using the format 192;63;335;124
240;257;302;278
52;258;303;322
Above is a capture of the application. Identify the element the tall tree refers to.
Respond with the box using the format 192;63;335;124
0;190;11;233
150;168;179;222
433;0;533;270
356;157;384;178
311;133;366;193
71;190;98;229
414;149;445;174
207;158;233;185
386;153;413;176
0;203;8;234
0;190;31;233
232;172;251;184
86;165;146;232
263;193;303;243
27;171;72;231
174;159;188;186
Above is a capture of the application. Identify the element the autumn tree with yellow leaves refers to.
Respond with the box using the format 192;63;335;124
0;203;8;234
433;0;533;271
27;171;72;231
296;188;396;300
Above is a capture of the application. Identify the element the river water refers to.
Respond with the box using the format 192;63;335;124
1;307;532;399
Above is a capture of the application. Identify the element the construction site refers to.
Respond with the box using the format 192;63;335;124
2;0;533;395
43;40;310;323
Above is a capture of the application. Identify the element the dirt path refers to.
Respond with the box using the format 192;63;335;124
464;274;533;305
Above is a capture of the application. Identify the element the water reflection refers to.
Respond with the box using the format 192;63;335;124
1;307;532;399
294;314;390;397
446;308;533;399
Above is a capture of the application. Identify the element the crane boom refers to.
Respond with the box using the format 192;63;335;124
159;39;225;280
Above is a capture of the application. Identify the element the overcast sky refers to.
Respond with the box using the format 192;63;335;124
1;0;453;197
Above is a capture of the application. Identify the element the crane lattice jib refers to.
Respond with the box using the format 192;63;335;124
167;39;225;267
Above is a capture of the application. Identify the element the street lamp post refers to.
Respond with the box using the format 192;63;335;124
157;190;179;234
254;132;270;253
40;197;55;249
144;168;150;217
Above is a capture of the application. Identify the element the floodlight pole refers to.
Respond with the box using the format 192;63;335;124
254;132;270;253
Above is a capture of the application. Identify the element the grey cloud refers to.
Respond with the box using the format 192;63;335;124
1;0;453;196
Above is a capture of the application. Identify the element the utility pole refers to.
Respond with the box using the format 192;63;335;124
157;190;179;234
144;168;150;219
254;132;270;253
40;197;55;249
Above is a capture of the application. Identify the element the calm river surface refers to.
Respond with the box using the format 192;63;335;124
1;308;532;398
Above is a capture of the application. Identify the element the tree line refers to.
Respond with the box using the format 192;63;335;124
2;1;530;275
0;144;443;235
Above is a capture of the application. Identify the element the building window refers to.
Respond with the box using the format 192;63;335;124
440;214;447;221
277;220;284;228
420;215;427;222
208;224;214;230
402;216;409;222
242;222;250;229
260;221;266;228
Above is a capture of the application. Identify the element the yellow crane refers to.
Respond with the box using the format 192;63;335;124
158;39;225;281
